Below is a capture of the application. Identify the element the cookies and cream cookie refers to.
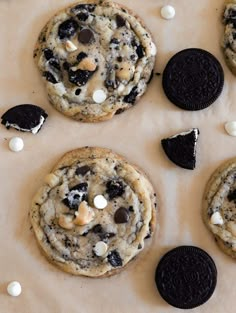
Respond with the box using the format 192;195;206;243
203;158;236;258
222;1;236;75
30;147;158;277
33;1;156;122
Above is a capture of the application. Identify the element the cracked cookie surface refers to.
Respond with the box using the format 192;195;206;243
30;147;157;277
34;1;156;122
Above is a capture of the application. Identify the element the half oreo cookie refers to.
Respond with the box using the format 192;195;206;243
162;48;224;110
161;128;199;170
155;246;217;309
1;104;48;134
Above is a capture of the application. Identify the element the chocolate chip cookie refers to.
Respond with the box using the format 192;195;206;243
222;1;236;75
203;158;236;258
30;147;158;277
34;1;156;122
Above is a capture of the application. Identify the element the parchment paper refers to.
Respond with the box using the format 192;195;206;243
0;0;236;312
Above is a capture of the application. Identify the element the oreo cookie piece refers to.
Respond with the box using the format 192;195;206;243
162;48;224;110
155;246;217;309
161;128;199;170
1;104;48;134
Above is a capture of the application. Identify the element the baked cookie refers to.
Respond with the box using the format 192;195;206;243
222;1;236;75
33;0;156;122
30;147;158;277
203;158;236;258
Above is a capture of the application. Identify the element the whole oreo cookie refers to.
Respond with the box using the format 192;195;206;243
162;48;224;111
155;246;217;309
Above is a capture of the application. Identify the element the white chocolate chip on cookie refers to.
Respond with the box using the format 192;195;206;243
92;90;107;103
93;195;108;210
210;212;224;225
94;241;108;257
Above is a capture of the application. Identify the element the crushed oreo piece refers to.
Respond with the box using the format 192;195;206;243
92;224;103;234
228;189;236;202
43;48;54;60
77;12;89;21
58;19;79;40
123;86;138;104
63;61;71;70
72;4;96;13
107;250;123;267
43;71;57;84
75;165;90;176
77;52;88;63
116;14;126;28
106;180;125;200
136;45;145;58
49;58;60;71
62;183;88;210
75;88;81;96
68;69;94;86
1;104;48;134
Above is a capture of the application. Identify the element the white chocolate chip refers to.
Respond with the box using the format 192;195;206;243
161;5;176;20
150;42;157;56
9;137;24;152
7;281;22;297
93;195;108;210
225;121;236;136
44;173;60;188
65;40;77;52
92;90;107;103
210;212;224;225
94;241;108;256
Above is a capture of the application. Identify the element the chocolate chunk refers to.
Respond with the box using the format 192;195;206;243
77;12;89;21
75;165;90;176
136;45;145;58
123;86;138;104
116;14;126;28
43;71;57;84
117;56;123;62
75;88;81;96
43;48;54;60
106;180;125;200
62;183;88;210
162;48;224;111
155;246;217;309
228;189;236;202
1;104;48;133
107;250;123;267
161;128;199;170
78;29;94;44
114;207;130;224
58;19;79;40
92;224;103;234
76;52;88;62
110;38;119;45
49;58;60;71
68;69;94;86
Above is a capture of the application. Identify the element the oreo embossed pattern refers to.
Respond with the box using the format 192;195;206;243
155;246;217;309
162;48;224;111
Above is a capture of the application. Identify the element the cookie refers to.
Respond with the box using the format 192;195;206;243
155;246;217;309
30;147;158;277
1;104;48;134
33;1;156;122
162;48;224;111
203;158;236;258
161;128;199;170
222;1;236;75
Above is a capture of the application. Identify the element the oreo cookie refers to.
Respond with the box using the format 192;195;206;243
155;246;217;309
162;48;224;110
1;104;48;134
161;128;199;170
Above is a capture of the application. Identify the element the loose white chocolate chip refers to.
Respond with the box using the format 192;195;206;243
73;201;94;226
93;195;108;210
210;212;224;225
7;281;22;297
92;90;107;103
78;57;97;71
161;5;176;20
150;42;157;56
65;40;77;52
58;214;75;230
9;137;24;152
44;173;60;188
225;121;236;136
94;241;108;256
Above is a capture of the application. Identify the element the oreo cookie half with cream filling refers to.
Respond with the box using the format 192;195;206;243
33;1;156;122
161;128;199;170
30;147;158;277
1;104;48;134
203;158;236;258
222;1;236;75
